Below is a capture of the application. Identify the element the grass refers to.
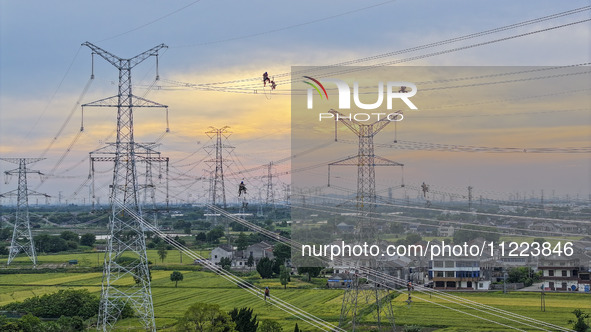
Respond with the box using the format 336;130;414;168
3;248;211;268
1;253;589;331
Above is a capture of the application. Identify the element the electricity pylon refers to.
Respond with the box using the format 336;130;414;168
328;109;403;239
0;158;48;266
89;142;170;225
204;126;234;208
326;109;402;331
340;273;396;331
265;161;274;206
81;41;167;331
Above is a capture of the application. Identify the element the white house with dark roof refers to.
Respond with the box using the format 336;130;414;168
210;244;233;264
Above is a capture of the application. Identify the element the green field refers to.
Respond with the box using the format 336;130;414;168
1;252;589;331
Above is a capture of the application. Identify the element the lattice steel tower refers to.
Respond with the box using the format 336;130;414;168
328;109;403;238
0;158;48;266
205;126;234;208
265;161;274;206
81;41;167;331
326;109;403;331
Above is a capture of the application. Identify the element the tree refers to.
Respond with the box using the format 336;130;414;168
228;307;258;332
60;231;79;243
273;243;291;265
404;233;422;245
174;235;186;246
568;309;590;332
15;313;43;332
259;320;283;332
206;226;225;244
507;267;538;287
170;271;184;288
272;258;282;275
236;232;249;251
195;232;207;243
0;289;107;320
293;323;300;332
246;254;254;270
157;244;168;263
220;257;232;271
256;257;274;279
279;265;290;289
297;267;322;281
176;302;236;332
0;227;12;240
80;233;96;247
34;234;68;253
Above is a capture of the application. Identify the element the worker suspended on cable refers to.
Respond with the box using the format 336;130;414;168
421;182;429;198
270;79;277;90
263;72;271;86
238;181;247;196
264;286;270;301
407;281;414;291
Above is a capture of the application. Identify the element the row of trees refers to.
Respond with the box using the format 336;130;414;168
32;232;95;254
176;302;303;332
0;289;132;331
0;229;96;255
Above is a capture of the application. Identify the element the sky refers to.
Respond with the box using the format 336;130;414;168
0;0;590;206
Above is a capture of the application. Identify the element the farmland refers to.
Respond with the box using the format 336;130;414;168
1;252;589;331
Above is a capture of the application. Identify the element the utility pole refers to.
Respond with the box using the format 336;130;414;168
468;185;473;210
81;41;167;331
0;158;49;266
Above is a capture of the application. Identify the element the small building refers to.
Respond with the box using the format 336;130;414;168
538;255;588;292
210;244;233;264
327;274;354;288
438;224;454;238
429;257;487;290
245;241;274;262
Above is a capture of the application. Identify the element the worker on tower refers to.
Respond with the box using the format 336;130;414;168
238;181;247;196
263;72;271;86
421;182;429;198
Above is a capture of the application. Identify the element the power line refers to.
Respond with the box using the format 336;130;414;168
97;0;203;42
173;0;398;48
162;6;590;90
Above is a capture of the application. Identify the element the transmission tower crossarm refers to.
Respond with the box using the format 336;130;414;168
373;155;404;166
329;109;360;136
329;155;361;166
82;42;167;69
82;42;121;67
83;95;168;109
0;157;45;165
371;115;398;136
